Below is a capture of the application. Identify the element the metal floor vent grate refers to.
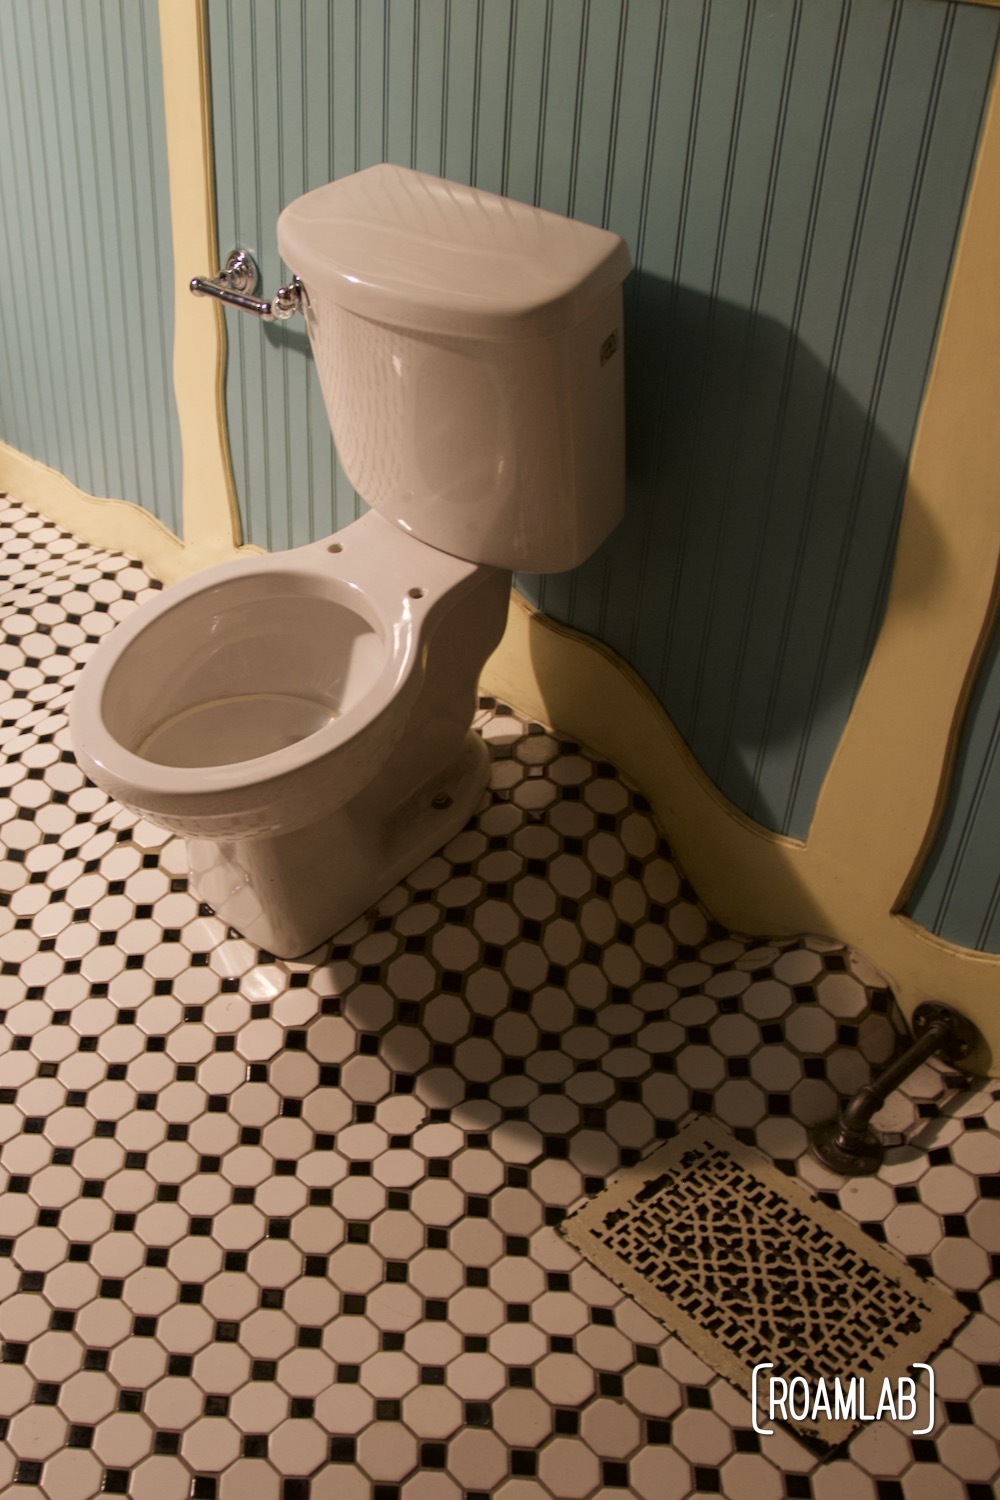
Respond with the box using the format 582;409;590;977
559;1118;966;1445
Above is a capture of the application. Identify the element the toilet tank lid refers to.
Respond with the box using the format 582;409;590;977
276;164;632;340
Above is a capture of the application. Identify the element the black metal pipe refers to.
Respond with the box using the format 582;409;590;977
837;1019;950;1136
809;1001;983;1177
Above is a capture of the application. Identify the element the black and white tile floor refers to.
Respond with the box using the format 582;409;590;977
1;499;998;1498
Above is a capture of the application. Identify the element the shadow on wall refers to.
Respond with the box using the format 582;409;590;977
522;275;943;841
264;321;310;360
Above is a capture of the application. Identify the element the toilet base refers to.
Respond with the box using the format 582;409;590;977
186;730;491;958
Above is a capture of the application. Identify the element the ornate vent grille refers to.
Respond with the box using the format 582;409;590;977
560;1119;965;1443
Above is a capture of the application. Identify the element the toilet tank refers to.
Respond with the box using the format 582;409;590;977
277;165;632;573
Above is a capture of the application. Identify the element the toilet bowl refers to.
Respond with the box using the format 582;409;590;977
71;511;511;956
71;164;632;957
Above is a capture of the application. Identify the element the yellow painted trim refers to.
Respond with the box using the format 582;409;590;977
0;444;186;581
482;588;811;927
483;593;997;1077
485;64;1000;1076
1;1;254;585
158;0;249;571
0;443;263;586
808;53;1000;1071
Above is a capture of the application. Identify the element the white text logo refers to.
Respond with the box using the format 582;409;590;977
751;1363;935;1436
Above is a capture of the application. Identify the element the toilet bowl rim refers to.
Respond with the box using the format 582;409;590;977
68;544;429;802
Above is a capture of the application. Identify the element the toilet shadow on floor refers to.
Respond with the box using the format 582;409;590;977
282;719;908;1194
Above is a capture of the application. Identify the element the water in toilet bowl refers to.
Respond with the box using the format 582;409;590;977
99;577;384;774
136;690;337;768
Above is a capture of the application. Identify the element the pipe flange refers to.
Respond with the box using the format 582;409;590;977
912;1002;983;1064
809;1116;885;1176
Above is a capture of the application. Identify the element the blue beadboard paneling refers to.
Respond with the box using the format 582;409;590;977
907;620;1000;954
206;0;998;840
0;0;182;533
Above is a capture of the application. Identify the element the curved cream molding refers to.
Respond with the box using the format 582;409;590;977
157;0;260;576
0;441;188;579
0;0;255;586
485;62;1000;1075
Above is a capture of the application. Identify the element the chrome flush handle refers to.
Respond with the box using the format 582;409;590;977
190;249;305;321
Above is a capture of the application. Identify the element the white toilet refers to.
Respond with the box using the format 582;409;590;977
70;165;631;958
